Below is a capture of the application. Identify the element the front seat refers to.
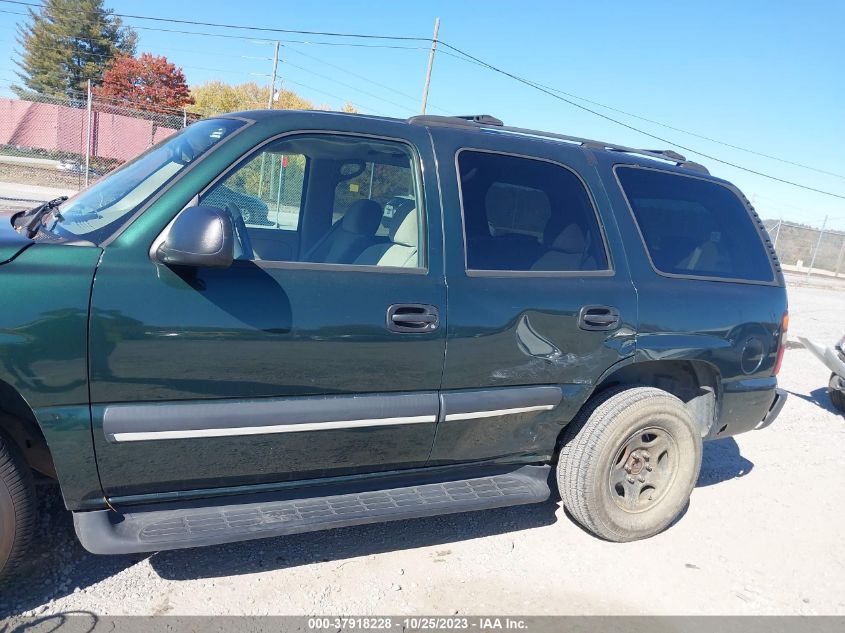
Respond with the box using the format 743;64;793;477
531;223;597;271
304;199;384;264
354;205;418;268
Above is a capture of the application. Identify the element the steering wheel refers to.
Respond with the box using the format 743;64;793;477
224;202;255;260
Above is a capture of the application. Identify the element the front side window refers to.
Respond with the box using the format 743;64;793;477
204;151;306;231
616;167;774;282
200;134;423;269
457;150;608;272
54;118;244;243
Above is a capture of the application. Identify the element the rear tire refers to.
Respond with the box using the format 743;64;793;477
558;387;702;542
830;374;845;413
0;432;35;584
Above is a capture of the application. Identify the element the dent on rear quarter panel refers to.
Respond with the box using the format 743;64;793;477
0;244;105;509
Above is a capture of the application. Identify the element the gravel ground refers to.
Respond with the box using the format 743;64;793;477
2;277;844;618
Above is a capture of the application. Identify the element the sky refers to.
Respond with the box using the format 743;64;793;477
0;0;843;228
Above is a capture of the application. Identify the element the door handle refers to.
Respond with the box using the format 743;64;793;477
578;305;621;331
387;304;439;333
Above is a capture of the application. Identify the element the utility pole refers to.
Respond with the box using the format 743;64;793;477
259;41;281;198
420;17;440;114
268;41;280;108
84;79;92;189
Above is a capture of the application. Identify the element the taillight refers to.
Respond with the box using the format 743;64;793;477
773;311;789;375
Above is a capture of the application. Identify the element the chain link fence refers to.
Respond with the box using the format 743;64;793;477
764;219;845;278
0;90;200;209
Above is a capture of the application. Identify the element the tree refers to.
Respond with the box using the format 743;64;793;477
190;80;356;116
95;53;193;113
189;81;270;116
15;0;136;97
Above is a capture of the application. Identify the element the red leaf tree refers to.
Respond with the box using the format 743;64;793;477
95;53;194;113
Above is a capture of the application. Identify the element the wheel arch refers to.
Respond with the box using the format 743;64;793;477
0;379;55;478
562;359;721;449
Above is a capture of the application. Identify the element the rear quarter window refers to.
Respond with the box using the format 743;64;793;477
616;167;774;282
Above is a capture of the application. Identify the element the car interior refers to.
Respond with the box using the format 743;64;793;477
199;135;422;268
458;150;608;272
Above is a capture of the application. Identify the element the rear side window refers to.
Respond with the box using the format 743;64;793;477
616;167;773;282
457;150;608;272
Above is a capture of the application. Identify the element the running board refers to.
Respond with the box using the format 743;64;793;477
73;465;551;554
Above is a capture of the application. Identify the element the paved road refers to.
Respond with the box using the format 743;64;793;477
1;282;844;617
0;181;78;209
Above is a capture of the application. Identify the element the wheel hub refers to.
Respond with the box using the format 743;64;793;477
625;449;650;476
609;427;678;513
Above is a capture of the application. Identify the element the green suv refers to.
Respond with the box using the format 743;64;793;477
0;111;788;580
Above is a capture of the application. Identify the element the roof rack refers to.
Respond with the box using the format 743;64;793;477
407;114;503;128
407;115;709;174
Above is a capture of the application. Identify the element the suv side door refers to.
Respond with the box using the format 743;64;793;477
88;116;446;500
428;128;638;465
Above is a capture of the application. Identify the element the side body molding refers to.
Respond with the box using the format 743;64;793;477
102;392;440;443
430;386;565;465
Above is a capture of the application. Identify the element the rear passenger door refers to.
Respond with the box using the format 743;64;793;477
429;130;638;465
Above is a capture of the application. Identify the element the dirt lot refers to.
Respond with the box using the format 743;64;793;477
1;276;844;617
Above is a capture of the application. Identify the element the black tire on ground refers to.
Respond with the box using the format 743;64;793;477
557;386;702;542
0;432;35;584
829;374;845;413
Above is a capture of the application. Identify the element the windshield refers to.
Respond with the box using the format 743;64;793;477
51;118;245;243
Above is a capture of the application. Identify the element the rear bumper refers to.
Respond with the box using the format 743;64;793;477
755;388;787;431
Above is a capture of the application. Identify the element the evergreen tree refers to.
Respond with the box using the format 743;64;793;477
15;0;136;98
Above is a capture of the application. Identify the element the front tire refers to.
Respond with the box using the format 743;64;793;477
830;374;845;413
558;387;702;542
0;432;35;583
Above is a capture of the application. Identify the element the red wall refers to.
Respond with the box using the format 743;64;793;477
0;97;179;163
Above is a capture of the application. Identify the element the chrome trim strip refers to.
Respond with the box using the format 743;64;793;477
444;404;555;422
110;414;437;442
101;391;440;442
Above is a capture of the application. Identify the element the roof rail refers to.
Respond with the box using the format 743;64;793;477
407;114;709;174
499;126;710;174
453;114;504;126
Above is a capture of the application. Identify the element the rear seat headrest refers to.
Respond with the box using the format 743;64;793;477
551;224;587;254
341;199;383;236
389;205;417;247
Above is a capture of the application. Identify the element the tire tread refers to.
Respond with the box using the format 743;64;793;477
558;386;699;541
830;386;845;413
0;433;36;584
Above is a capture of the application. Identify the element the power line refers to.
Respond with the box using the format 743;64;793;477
4;0;843;196
277;78;386;116
0;1;431;42
281;59;417;115
282;43;450;114
437;41;845;200
0;5;429;50
127;24;429;51
437;49;845;182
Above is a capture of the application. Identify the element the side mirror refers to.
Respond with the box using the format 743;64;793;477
156;205;234;268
